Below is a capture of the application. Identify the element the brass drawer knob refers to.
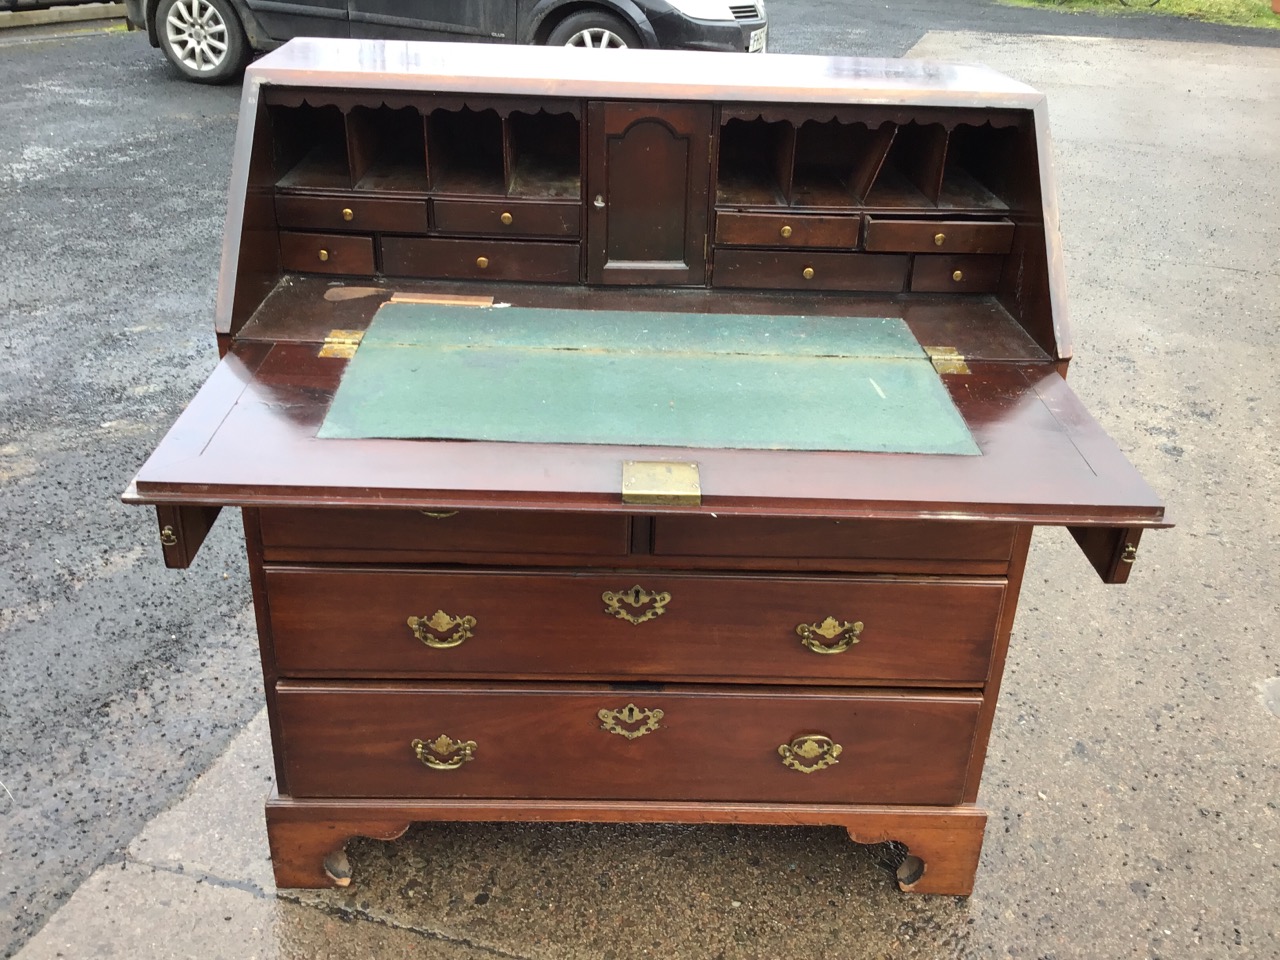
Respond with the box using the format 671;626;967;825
602;585;671;625
342;208;354;222
318;249;330;262
412;735;476;771
796;617;863;655
599;703;664;740
407;609;476;649
500;211;513;225
476;256;490;269
934;232;946;246
802;266;815;280
778;734;843;774
779;224;793;238
952;269;964;282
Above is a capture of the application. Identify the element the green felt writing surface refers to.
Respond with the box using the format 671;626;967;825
318;304;979;455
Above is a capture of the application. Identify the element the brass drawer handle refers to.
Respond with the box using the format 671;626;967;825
778;734;843;774
934;232;945;246
802;266;815;280
602;585;670;625
318;249;330;262
342;207;354;222
598;703;664;740
952;269;964;282
412;735;476;771
159;525;178;547
796;617;863;655
407;609;476;649
1121;542;1138;564
780;224;793;238
476;256;490;269
500;211;513;225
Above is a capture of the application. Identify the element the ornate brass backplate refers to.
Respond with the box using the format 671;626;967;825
778;734;843;773
406;609;477;648
598;703;664;739
411;734;477;771
795;617;864;655
602;585;671;625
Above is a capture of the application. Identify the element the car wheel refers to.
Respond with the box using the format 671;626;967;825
546;10;641;49
156;0;249;84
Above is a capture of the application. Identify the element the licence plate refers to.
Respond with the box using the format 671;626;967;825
749;26;767;53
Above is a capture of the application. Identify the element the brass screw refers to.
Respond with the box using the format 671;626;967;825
802;266;815;280
476;256;490;269
780;225;793;238
952;270;964;282
342;208;354;222
318;249;330;262
934;232;945;246
500;212;513;225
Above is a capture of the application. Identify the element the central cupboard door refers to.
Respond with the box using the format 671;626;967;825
586;102;712;286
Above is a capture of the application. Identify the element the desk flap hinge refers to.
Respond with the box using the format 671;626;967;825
319;329;365;359
924;345;970;375
622;461;701;507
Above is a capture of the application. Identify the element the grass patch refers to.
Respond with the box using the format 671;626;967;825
1002;0;1280;29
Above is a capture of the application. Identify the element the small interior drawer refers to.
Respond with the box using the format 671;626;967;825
712;250;906;292
274;196;429;233
715;212;861;248
911;254;1005;293
278;231;375;275
434;199;580;238
382;236;580;283
864;218;1015;254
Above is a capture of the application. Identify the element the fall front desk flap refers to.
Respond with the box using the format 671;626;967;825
318;303;979;455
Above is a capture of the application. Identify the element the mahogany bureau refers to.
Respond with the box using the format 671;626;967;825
127;39;1167;895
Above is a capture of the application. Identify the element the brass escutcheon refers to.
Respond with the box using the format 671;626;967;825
802;266;815;280
159;525;178;547
778;734;843;774
411;734;477;771
934;232;946;246
780;224;793;238
342;208;354;221
796;617;864;655
407;609;476;648
500;211;513;225
952;269;964;282
602;585;671;625
476;256;490;269
599;703;664;740
318;249;330;262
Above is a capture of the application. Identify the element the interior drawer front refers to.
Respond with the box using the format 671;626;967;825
275;196;429;233
382;236;580;282
715;212;861;248
266;569;1005;684
434;199;580;238
911;255;1004;293
713;250;906;291
257;508;629;562
864;217;1014;254
276;683;982;804
279;231;375;275
653;516;1016;564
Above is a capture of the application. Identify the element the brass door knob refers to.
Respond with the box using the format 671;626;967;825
934;232;945;246
318;249;330;262
780;224;793;238
476;256;490;269
952;270;964;282
342;208;354;222
500;211;513;225
802;266;815;280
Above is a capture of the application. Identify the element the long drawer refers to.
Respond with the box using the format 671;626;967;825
434;199;580;238
275;682;983;804
864;217;1014;254
275;196;429;233
381;236;580;282
265;568;1005;684
257;508;631;562
715;211;861;248
712;250;907;291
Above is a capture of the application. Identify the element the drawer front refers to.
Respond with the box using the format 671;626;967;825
382;236;580;283
713;250;907;292
279;231;375;275
275;196;429;234
715;212;861;249
434;199;580;238
276;683;982;804
864;218;1015;254
257;508;630;561
653;516;1016;564
266;569;1006;684
911;255;1005;293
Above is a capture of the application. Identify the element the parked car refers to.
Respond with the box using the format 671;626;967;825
124;0;768;83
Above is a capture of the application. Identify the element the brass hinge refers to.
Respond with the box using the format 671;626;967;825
924;345;971;376
319;329;365;359
621;460;701;507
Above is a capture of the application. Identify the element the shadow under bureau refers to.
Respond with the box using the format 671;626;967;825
126;39;1167;895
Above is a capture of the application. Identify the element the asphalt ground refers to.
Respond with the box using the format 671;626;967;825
0;2;1277;957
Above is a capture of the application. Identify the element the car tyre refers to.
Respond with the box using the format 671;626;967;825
156;0;249;84
546;10;641;49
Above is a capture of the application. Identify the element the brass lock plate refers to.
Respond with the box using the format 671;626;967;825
621;460;701;506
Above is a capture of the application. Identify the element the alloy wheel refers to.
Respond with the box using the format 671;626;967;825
563;28;628;49
165;0;230;73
